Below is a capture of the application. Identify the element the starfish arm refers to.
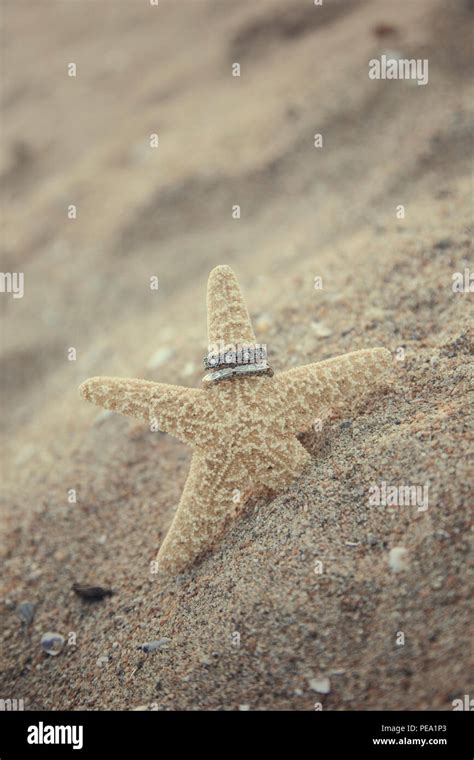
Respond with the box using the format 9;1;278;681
79;377;156;420
156;449;240;575
275;348;392;433
207;265;256;346
79;376;213;444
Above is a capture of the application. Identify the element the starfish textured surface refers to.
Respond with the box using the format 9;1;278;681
79;266;392;576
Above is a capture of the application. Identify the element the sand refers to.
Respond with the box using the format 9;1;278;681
0;0;473;710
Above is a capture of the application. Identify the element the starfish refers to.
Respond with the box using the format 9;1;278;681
79;266;391;576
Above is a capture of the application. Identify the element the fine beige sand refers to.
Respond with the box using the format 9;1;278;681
1;0;473;710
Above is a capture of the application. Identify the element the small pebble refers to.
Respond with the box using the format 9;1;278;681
16;601;35;626
238;704;250;711
147;347;175;369
14;444;36;466
372;23;398;38
72;583;113;601
433;238;452;250
311;321;332;338
181;361;196;377
308;676;331;694
41;632;65;656
365;306;386;323
139;638;171;653
388;546;409;573
254;314;272;334
26;568;42;581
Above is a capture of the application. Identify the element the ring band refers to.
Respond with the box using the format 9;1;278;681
202;362;274;385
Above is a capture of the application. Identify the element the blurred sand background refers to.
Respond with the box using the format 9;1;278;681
0;0;473;710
